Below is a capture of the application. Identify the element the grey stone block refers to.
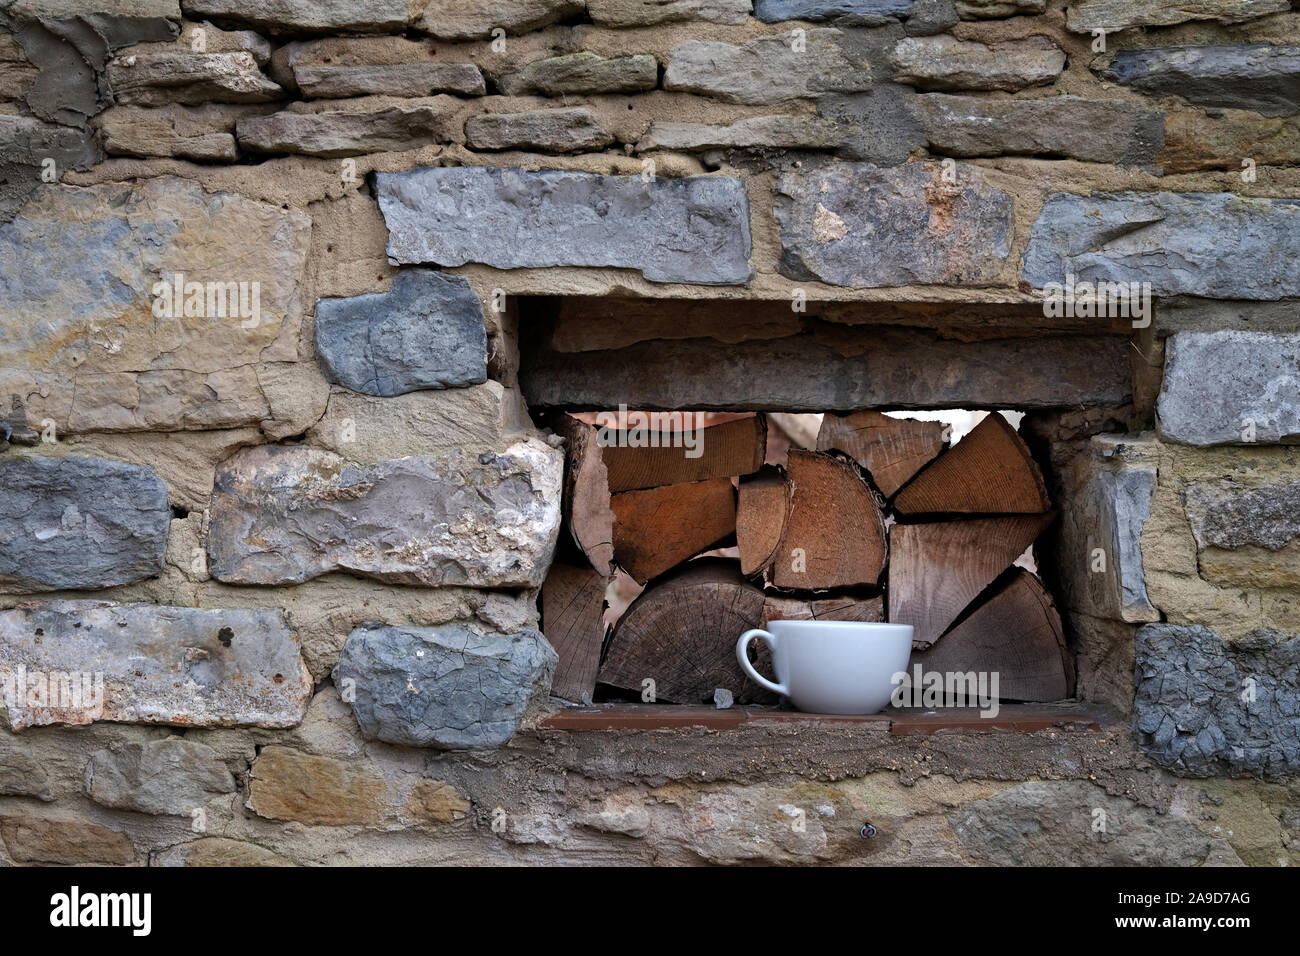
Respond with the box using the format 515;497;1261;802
464;107;614;153
0;601;312;731
1157;331;1300;444
754;0;911;23
774;161;1013;287
207;440;562;589
314;268;487;397
1185;478;1300;550
1099;469;1158;619
1068;0;1289;34
664;31;871;104
0;456;168;593
333;622;557;749
86;738;236;815
1022;192;1300;300
1096;45;1300;119
376;166;752;285
1134;624;1300;778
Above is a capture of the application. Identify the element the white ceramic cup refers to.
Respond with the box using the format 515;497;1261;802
736;620;914;715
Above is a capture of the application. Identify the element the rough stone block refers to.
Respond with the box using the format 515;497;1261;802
664;31;871;104
207;439;562;588
890;35;1064;91
296;62;484;97
0;601;312;731
774;161;1013;287
912;94;1163;164
955;0;1044;16
333;623;557;749
107;51;283;105
306;382;512;461
1022;193;1300;300
96;103;274;160
236;104;447;157
1134;624;1300;777
0;456;168;593
0;178;312;436
0;113;100;170
637;114;844;151
184;0;410;33
1095;45;1300;118
464;106;615;153
152;837;294;866
1067;0;1289;33
416;0;584;39
1157;332;1300;444
1158;108;1300;173
314;268;487;396
86;737;236;814
0;812;133;865
1185;478;1300;587
376;166;752;285
501;52;658;96
754;0;911;22
587;0;752;25
248;745;470;826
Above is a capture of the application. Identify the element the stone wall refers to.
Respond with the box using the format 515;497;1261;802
1;0;1298;866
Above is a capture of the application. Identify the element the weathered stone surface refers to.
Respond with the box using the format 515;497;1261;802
1158;108;1300;172
184;0;409;33
1067;0;1289;34
587;0;751;24
817;85;926;164
0;734;52;800
664;31;871;104
0;114;100;170
0;456;168;593
377;166;752;285
0;34;38;104
107;51;282;105
912;94;1164;164
416;0;584;39
1096;45;1300;119
950;781;1215;864
1099;469;1159;619
306;382;512;461
207;439;562;588
500;52;658;96
86;737;236;814
333;623;557;749
1185;479;1300;586
295;61;484;97
0;812;133;864
1022;193;1300;300
638;114;844;150
152;837;294;866
236;104;446;157
521;325;1132;409
1134;624;1300;777
97;102;273;160
0;601;312;731
3;0;180;15
0;178;311;435
754;0;910;23
465;107;614;153
1158;333;1300;445
125;18;273;64
248;745;471;825
890;35;1064;91
774;161;1012;287
955;0;1044;16
315;269;487;396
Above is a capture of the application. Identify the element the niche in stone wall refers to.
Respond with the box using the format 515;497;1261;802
519;296;1141;726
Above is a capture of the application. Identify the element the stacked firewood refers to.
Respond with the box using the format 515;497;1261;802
542;410;1070;709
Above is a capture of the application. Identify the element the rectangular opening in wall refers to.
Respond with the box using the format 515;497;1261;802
521;297;1131;733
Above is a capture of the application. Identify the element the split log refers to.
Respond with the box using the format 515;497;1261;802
817;410;947;497
610;477;736;584
556;414;614;576
761;594;884;627
893;412;1050;516
736;466;792;577
912;569;1073;702
889;513;1055;648
770;451;887;591
598;559;777;704
599;414;766;492
541;562;609;704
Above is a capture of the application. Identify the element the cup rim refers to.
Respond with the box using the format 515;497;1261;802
765;620;912;633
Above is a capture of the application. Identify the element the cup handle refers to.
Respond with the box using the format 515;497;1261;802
736;629;789;697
